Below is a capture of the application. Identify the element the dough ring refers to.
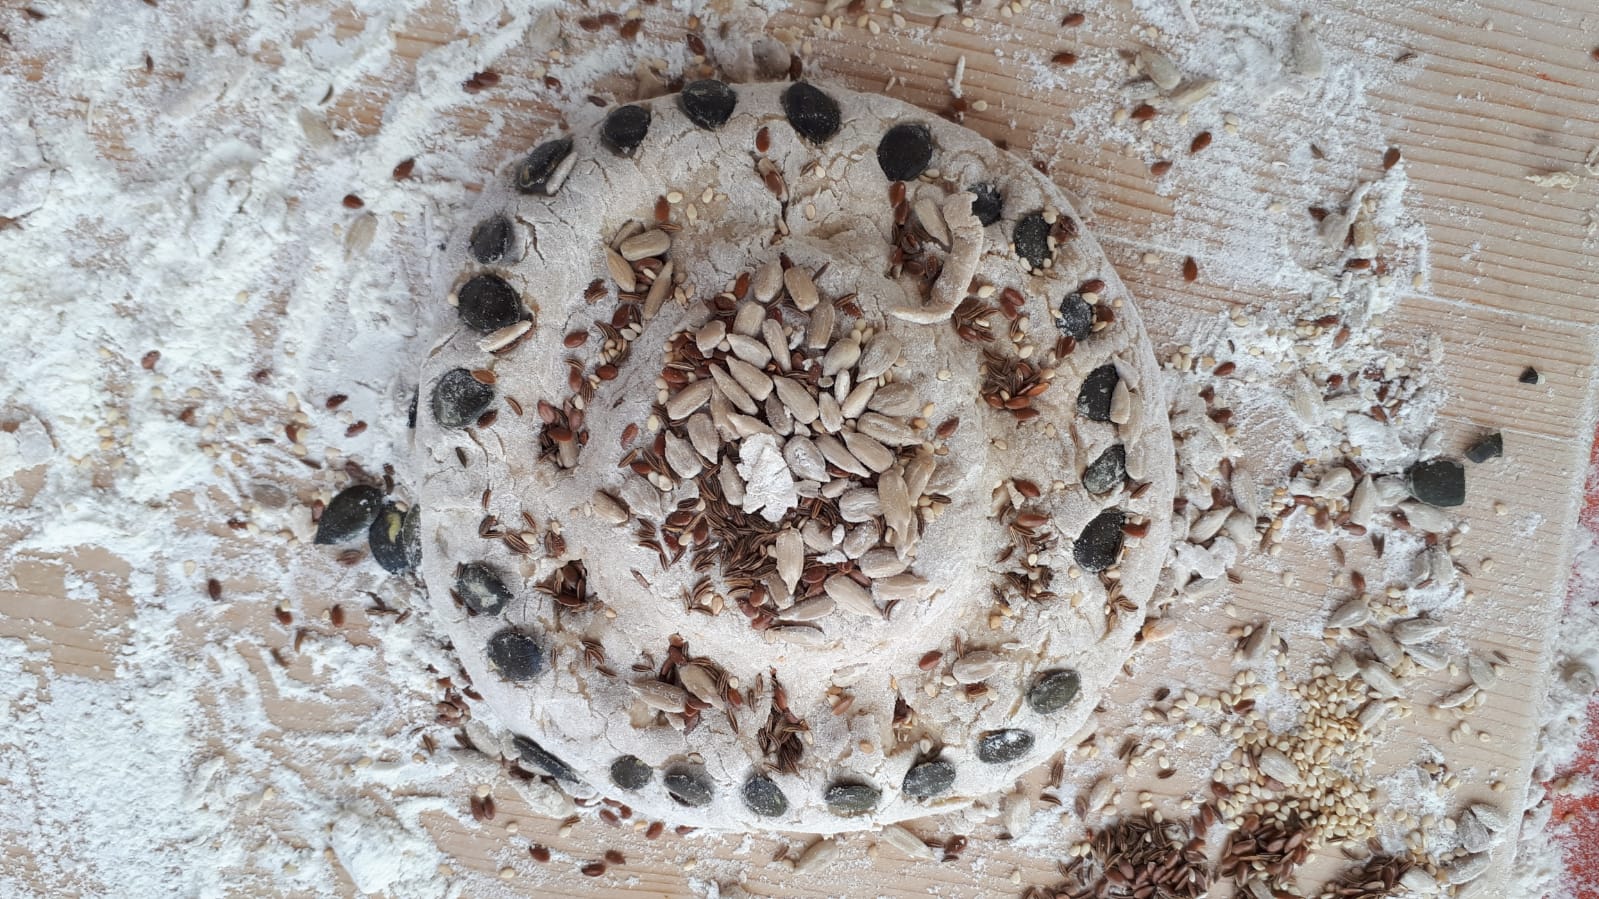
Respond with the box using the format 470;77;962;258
415;80;1175;833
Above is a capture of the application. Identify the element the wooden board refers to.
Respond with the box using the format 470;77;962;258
3;0;1598;896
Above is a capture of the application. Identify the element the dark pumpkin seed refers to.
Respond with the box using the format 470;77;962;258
513;734;580;782
456;562;512;615
468;214;513;264
601;104;651;157
610;755;654;791
1406;458;1466;507
1013;212;1051;270
1465;432;1502;464
431;368;495;428
515;137;573;195
1056;291;1093;340
1026;669;1081;713
368;503;420;573
901;759;956;799
742;774;789;817
487;629;545;681
663;768;714;807
1076;364;1119;421
968;182;1003;226
678;79;737;130
976;729;1034;764
876;122;934;182
314;484;384;545
781;81;841;144
824;781;880;817
1073;508;1125;572
456;273;523;333
1082;444;1126;495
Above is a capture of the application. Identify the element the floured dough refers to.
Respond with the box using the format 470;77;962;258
415;81;1174;833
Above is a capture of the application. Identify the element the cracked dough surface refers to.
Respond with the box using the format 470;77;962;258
415;81;1175;833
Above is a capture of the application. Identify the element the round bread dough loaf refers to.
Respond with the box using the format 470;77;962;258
416;80;1174;833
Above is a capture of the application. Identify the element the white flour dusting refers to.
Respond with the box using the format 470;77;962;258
1;0;1593;897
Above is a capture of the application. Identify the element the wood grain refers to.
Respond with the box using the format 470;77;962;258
2;0;1596;896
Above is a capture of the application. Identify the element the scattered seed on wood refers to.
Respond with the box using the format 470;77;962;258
1383;147;1401;170
1150;160;1173;176
1130;104;1157;122
140;350;160;370
342;194;363;209
530;845;551;863
1183;256;1199;281
1190;131;1212;153
393;158;415;180
1063;11;1085;26
1052;51;1079;66
604;849;625;865
206;578;222;600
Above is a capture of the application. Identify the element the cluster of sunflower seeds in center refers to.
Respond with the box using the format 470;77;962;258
618;258;945;637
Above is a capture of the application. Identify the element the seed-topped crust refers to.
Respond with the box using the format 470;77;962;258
416;81;1174;834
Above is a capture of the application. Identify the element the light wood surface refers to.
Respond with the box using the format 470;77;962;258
4;0;1598;896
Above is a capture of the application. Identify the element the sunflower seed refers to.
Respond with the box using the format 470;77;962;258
723;358;772;403
816;434;870;477
858;412;919;447
1136;46;1182;90
1358;699;1391;729
782;436;829;482
1438;684;1479;709
667;379;712;419
718;459;746;505
867;381;919;417
1445;853;1489;885
1002;793;1032;838
1107;379;1132;425
1359;660;1402;697
678;663;725;710
645;260;673;318
1393;617;1447;645
684;413;719;462
769;624;827;646
1468;655;1499;689
840;380;877;419
1166;77;1219;109
855;549;905;580
707;368;756;417
914;197;950;247
727;333;773;369
817;393;845;433
631;679;688;713
1327;599;1371;629
953;650;1001;684
1331;650;1359;679
1349;476;1376;526
1243;622;1276;661
762;319;791;371
842;521;879;559
729;412;774;439
1258;748;1300;785
838;488;882;523
733;301;765;337
1189;508;1231;544
1457;811;1492;852
750;259;781;304
905;454;936;500
1470;803;1511;833
826;575;881;618
823;336;861;377
772;376;819;423
794;838;838;873
880;824;934;859
1367;628;1404;668
1231;467;1260;521
1087;776;1114;811
1407;644;1449;670
619;228;670;261
857;334;903;381
784;595;835;621
880;468;913;538
784;266;820;311
478;319;531;352
841;431;894;473
873;572;931;600
696;320;727;355
807;302;836;349
664;431;703;479
1400;500;1451;533
773;528;806;594
606;247;636;292
1400;869;1438;892
592;490;629;524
